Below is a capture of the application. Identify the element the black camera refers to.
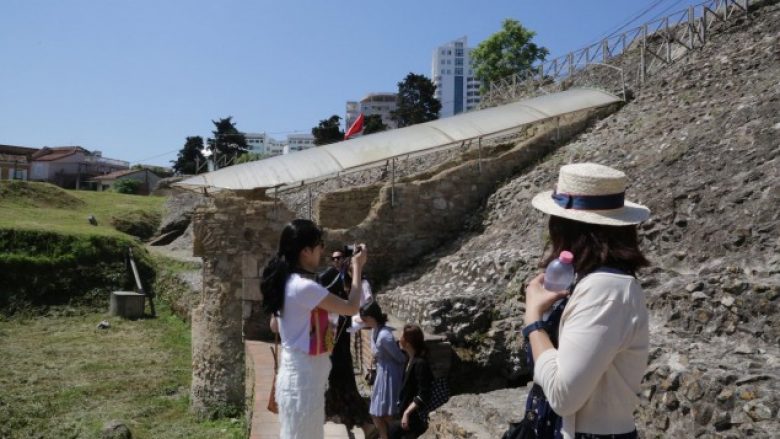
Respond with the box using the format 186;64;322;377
342;244;362;258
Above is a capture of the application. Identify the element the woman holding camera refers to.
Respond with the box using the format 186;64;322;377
318;266;377;438
523;163;650;438
360;300;406;439
261;219;367;439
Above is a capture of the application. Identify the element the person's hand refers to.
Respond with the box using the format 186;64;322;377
351;243;367;269
401;412;410;430
524;273;569;325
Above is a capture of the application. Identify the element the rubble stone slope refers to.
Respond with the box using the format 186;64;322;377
383;2;779;437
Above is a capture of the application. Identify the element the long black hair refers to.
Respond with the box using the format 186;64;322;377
359;300;388;327
541;215;650;277
261;219;324;315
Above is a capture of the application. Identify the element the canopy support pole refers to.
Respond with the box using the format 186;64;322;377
308;186;313;220
477;137;482;174
391;157;396;207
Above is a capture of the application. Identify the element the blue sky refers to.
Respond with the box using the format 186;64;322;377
0;0;700;167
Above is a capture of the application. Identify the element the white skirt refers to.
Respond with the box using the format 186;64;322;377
275;347;332;439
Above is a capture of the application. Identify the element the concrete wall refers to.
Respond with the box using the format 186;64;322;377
320;105;618;286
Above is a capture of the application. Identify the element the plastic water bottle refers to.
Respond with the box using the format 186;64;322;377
542;251;575;320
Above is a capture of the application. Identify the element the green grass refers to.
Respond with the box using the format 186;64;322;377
0;181;165;238
0;306;246;438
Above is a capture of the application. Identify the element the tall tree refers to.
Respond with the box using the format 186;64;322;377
171;136;206;175
207;116;249;160
312;115;344;146
363;114;388;135
390;73;441;128
471;19;549;91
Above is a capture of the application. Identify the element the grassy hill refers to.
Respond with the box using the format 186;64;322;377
0;180;164;238
0;181;166;313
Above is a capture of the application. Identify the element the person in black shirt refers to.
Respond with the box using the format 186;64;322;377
388;324;433;439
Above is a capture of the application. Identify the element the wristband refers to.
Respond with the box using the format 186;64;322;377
522;320;547;338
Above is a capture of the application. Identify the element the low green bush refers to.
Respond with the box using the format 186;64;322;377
0;229;156;314
113;179;141;194
110;209;162;240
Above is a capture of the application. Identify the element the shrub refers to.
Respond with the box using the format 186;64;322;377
110;210;162;240
113;179;141;194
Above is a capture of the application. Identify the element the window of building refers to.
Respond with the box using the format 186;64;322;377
455;58;463;65
455;67;463;75
455;48;464;56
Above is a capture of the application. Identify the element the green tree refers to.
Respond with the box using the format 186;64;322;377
363;114;388;135
391;73;441;128
234;152;269;164
312;115;344;146
207;117;249;162
171;136;206;175
471;19;549;91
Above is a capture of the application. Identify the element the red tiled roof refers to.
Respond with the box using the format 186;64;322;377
33;146;89;162
0;144;39;157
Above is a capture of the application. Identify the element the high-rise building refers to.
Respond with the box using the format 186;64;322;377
345;92;398;132
431;36;481;117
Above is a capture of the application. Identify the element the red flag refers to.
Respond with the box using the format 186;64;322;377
344;113;365;139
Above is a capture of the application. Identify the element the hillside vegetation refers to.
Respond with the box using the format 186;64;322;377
0;181;165;313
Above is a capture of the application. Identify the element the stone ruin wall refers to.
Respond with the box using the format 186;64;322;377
190;194;294;418
319;104;620;286
187;102;620;418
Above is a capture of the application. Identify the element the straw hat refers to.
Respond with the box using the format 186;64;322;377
531;163;650;226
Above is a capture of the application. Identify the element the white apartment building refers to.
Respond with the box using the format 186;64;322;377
287;133;316;152
432;36;481;117
345;92;398;132
244;132;271;155
242;131;316;157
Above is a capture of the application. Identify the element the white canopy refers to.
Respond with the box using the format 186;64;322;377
175;87;620;192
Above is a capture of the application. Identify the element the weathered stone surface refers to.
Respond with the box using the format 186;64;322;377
382;1;780;436
190;196;294;418
421;387;529;439
101;420;132;439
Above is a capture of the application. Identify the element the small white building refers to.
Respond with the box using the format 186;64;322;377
432;36;481;117
91;168;161;195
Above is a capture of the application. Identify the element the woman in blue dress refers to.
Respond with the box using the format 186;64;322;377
361;300;406;439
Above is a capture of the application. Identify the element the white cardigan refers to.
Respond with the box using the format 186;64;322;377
534;271;649;438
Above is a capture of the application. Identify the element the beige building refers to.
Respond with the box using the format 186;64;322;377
346;92;398;131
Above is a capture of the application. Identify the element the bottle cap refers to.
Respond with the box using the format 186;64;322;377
559;251;574;264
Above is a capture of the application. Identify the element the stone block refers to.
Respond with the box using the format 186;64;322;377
109;291;145;319
242;254;259;278
243;278;262;301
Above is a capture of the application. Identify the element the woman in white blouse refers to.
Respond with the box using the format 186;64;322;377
523;163;651;439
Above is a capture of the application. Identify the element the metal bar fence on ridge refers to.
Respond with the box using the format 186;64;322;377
479;0;750;109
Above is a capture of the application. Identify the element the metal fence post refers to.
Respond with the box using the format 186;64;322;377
689;6;696;48
665;17;672;63
308;186;312;220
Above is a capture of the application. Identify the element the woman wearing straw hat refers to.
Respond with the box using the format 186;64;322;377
521;163;650;439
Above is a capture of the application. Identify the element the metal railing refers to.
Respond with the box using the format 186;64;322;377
480;0;751;108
